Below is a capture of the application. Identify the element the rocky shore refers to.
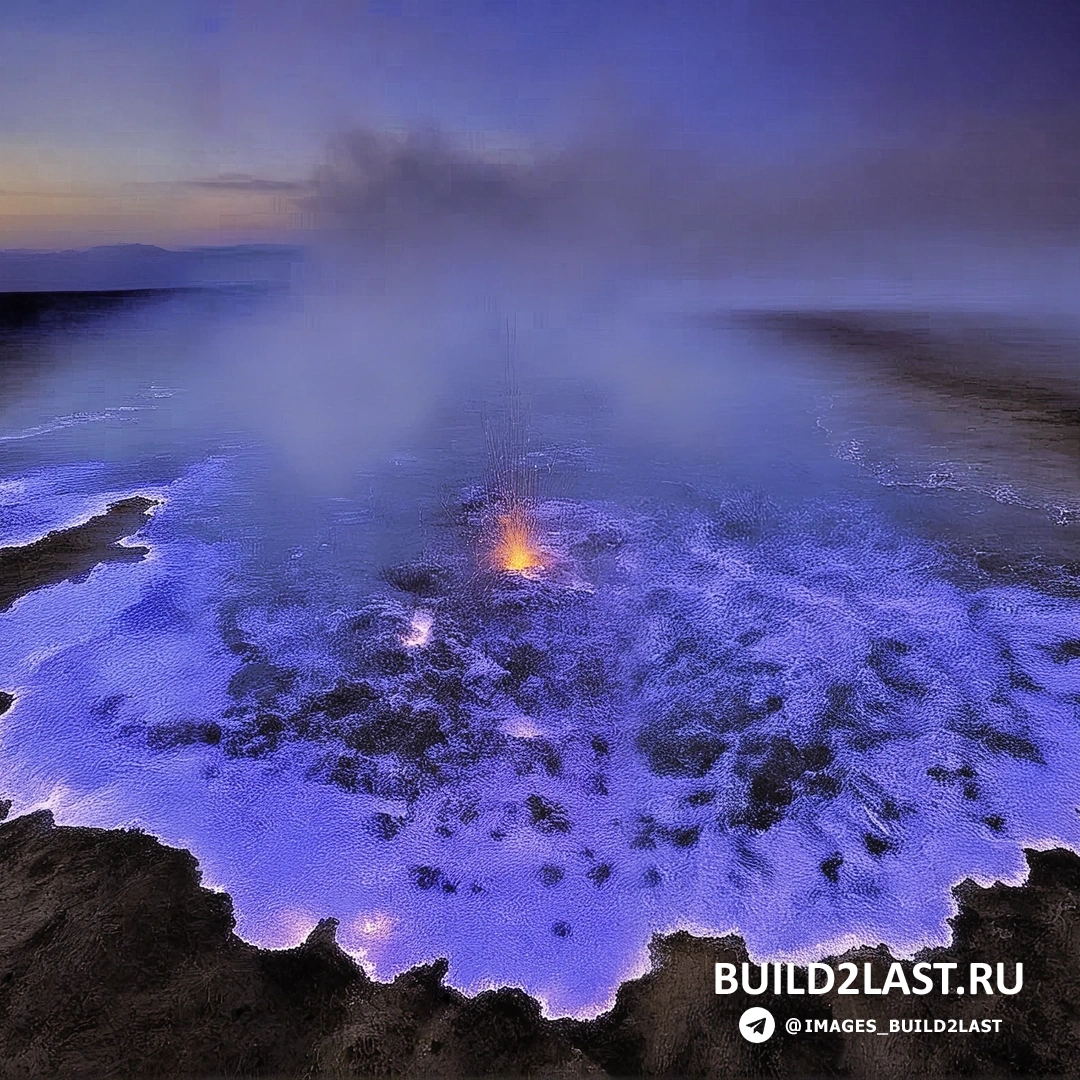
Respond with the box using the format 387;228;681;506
0;497;158;614
0;803;1077;1078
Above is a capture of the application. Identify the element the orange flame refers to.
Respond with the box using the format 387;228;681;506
492;505;544;574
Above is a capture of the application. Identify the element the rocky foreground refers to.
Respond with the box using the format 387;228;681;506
0;804;1077;1078
0;497;158;614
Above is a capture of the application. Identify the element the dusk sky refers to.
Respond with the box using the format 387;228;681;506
2;0;1078;249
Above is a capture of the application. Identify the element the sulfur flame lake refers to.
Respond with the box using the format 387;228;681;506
2;285;1080;1017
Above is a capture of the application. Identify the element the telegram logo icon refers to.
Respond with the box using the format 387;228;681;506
739;1006;776;1043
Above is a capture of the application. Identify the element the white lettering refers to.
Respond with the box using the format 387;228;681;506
807;963;834;994
715;963;737;994
969;963;993;995
997;963;1023;995
911;962;934;995
742;962;769;995
837;962;860;994
881;962;910;995
933;962;958;994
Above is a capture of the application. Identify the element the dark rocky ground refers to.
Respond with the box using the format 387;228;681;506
0;497;159;614
0;290;188;333
0;801;1078;1079
731;310;1080;412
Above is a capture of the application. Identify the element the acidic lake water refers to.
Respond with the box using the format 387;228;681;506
2;286;1080;1017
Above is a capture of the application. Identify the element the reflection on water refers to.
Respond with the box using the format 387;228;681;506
1;289;1080;1016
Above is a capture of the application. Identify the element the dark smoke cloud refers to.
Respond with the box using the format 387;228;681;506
311;129;552;242
303;109;1080;282
303;125;743;287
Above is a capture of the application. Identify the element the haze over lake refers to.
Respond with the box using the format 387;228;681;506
2;242;1079;1015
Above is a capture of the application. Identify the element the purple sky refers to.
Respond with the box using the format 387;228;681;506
1;0;1077;248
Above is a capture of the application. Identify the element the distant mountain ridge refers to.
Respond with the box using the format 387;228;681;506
0;243;305;293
